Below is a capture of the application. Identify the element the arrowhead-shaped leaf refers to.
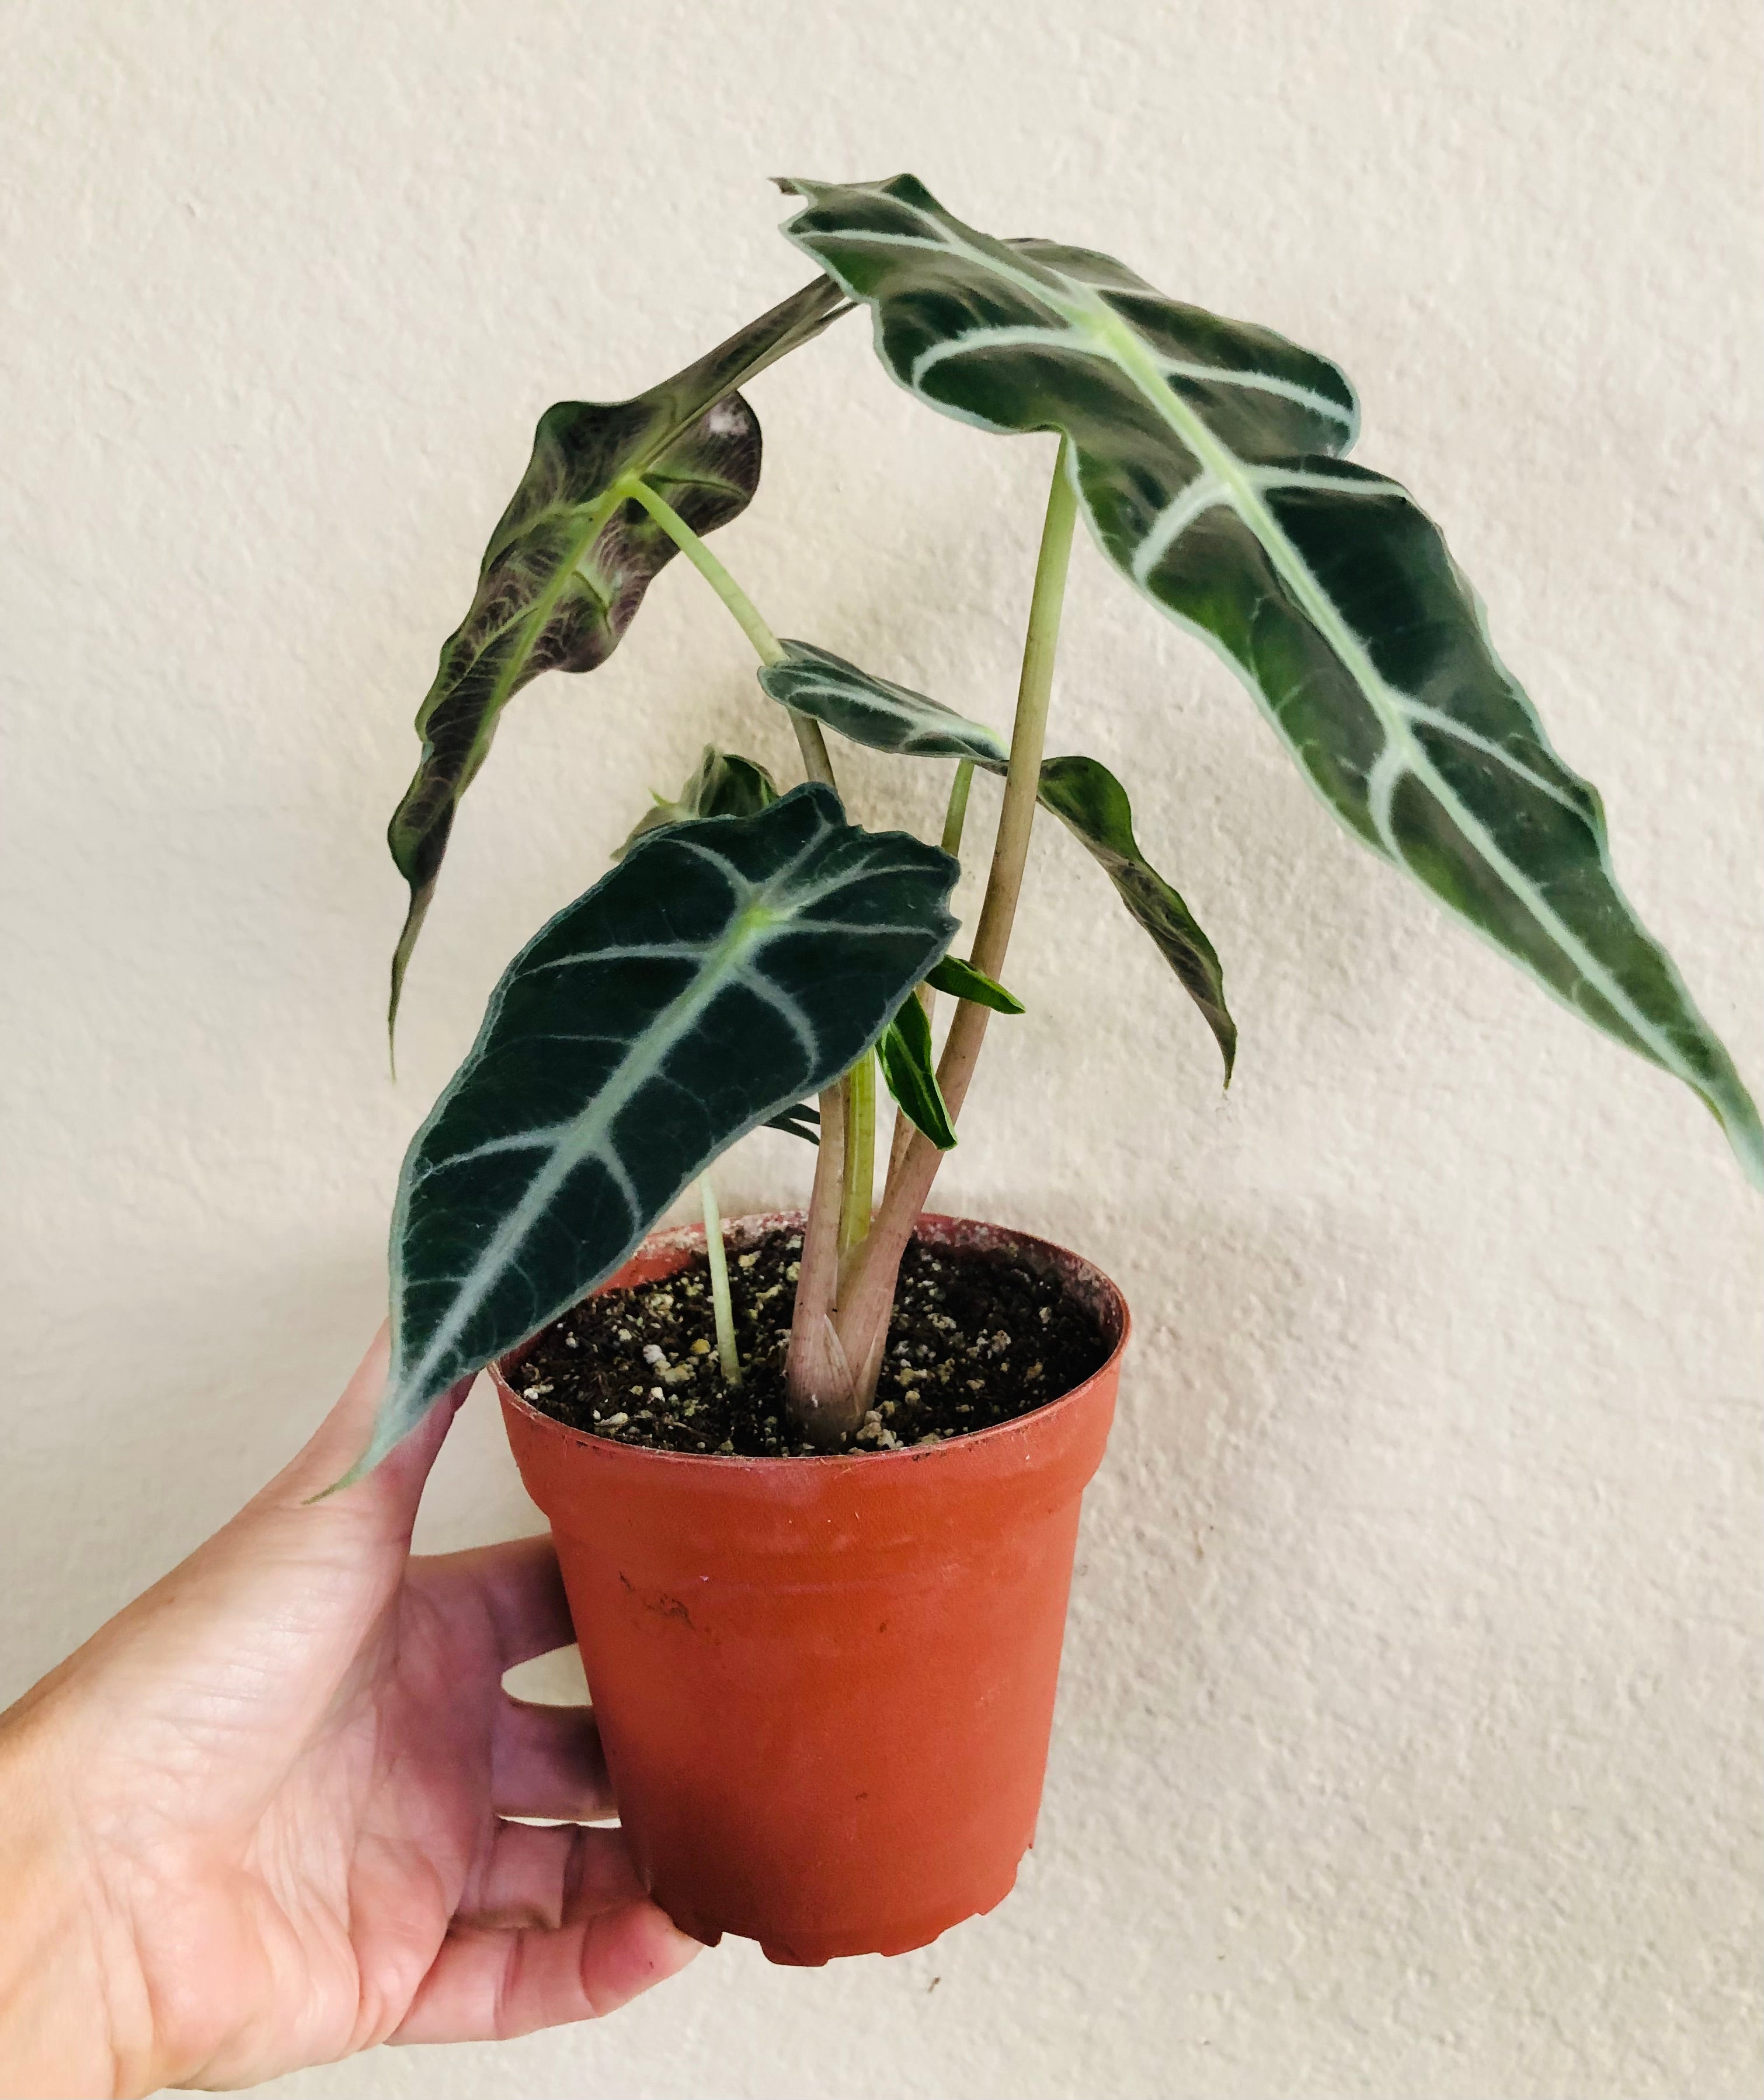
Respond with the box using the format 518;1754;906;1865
387;274;848;1034
614;743;781;859
1037;755;1234;1080
358;784;957;1478
878;990;957;1150
757;640;1010;765
748;642;1221;1062
779;173;1762;1186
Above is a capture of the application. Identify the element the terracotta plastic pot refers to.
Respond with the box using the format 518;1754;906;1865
494;1210;1129;1966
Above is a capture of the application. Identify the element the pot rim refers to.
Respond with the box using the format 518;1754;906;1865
490;1210;1130;1475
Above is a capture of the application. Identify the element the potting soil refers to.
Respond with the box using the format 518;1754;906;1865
513;1228;1110;1457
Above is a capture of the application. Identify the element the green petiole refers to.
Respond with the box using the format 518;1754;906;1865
700;1174;742;1388
617;474;838;791
838;1048;876;1266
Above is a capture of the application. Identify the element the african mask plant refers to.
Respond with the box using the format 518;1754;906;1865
352;173;1762;1478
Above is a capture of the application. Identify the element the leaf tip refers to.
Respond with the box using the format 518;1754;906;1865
387;880;438;1070
1726;1098;1764;1196
312;1382;422;1500
305;1439;378;1503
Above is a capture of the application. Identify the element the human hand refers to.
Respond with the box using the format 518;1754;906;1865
0;1329;700;2096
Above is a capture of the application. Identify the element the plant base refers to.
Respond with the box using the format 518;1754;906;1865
495;1211;1129;1964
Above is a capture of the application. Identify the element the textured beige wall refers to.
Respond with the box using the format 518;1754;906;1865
3;2;1760;2094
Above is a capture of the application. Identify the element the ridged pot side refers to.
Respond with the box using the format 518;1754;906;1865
495;1213;1129;1966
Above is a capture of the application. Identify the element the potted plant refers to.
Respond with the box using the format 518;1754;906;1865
345;174;1760;1967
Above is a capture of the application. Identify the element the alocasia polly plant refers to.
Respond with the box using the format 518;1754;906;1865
355;172;1761;1479
385;275;848;1030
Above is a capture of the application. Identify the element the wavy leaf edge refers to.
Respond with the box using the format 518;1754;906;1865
777;172;1760;1186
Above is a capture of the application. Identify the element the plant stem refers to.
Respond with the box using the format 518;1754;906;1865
838;1049;876;1267
699;1175;742;1388
617;473;838;788
838;440;1079;1405
883;757;979;1190
614;472;862;1441
785;1077;859;1446
940;758;975;859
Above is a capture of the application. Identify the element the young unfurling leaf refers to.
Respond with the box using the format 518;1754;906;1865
924;954;1024;1015
614;744;780;859
876;990;957;1151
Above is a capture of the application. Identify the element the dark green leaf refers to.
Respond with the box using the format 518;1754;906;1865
763;1102;820;1144
877;991;957;1150
780;173;1762;1186
924;953;1024;1014
614;744;780;859
1037;755;1234;1080
756;639;1009;765
745;628;1220;1064
751;628;1222;1061
620;751;812;1143
356;785;956;1477
387;274;848;1034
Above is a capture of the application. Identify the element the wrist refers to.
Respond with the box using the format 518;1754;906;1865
0;1695;128;2099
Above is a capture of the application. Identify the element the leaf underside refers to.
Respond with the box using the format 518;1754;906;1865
778;173;1761;1185
386;273;849;1036
361;785;956;1477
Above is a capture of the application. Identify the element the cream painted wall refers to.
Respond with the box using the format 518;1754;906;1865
2;2;1759;2094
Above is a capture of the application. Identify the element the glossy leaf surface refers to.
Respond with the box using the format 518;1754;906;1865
363;785;956;1475
757;640;1010;767
749;636;1220;1061
780;173;1761;1183
1038;755;1234;1079
615;744;780;859
387;274;848;1031
877;990;957;1150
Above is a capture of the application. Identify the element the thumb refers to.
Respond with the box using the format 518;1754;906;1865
265;1324;474;1539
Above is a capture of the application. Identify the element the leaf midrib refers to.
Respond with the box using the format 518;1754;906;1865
443;332;792;736
395;892;758;1409
894;205;1701;1095
1100;314;1695;1080
394;826;936;1412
